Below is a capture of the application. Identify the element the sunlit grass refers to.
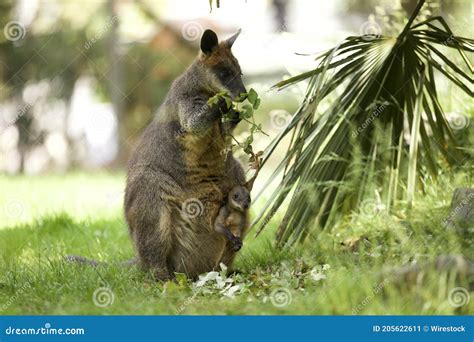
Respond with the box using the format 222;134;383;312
0;172;472;315
0;172;124;229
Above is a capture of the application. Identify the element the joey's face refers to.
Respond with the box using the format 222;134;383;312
200;29;247;99
228;186;251;212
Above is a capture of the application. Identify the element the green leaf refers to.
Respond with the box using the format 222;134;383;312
253;98;261;110
224;97;233;110
207;95;219;106
247;88;258;105
234;93;248;103
241;104;254;119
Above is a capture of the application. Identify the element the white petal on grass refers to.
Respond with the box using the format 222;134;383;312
310;269;327;282
195;271;219;287
221;285;242;298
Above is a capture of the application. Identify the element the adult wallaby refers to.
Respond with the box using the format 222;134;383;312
124;29;247;280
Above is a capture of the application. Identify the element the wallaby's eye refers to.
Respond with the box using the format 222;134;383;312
233;194;239;200
220;70;232;79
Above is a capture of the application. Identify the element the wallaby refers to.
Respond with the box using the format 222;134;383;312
122;29;248;280
214;185;251;252
67;30;246;279
214;151;261;252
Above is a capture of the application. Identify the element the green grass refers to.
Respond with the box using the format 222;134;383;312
0;172;472;315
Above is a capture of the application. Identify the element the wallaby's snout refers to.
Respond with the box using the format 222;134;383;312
227;76;247;99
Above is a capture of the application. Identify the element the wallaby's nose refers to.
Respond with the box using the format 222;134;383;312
240;85;247;97
236;79;247;98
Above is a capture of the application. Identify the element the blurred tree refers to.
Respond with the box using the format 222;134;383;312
272;0;289;31
0;0;195;173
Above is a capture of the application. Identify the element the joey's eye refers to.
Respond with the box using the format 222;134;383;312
233;194;239;200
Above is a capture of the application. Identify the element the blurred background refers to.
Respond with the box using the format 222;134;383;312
0;0;472;226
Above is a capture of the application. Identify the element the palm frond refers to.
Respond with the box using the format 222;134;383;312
254;0;473;246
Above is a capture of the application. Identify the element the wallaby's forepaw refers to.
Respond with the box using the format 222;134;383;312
228;109;241;124
231;237;243;251
210;97;230;118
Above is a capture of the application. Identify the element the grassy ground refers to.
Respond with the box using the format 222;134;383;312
0;172;472;315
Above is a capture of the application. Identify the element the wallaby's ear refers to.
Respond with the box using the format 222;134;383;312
225;29;241;48
200;29;218;54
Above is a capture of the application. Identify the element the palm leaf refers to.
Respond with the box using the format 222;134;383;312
253;0;473;246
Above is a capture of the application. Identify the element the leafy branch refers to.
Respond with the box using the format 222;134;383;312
208;88;265;189
208;88;266;155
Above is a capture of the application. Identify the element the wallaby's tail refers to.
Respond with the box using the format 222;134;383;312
65;255;138;268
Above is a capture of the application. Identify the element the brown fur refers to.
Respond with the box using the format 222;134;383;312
203;43;240;68
124;29;247;280
214;186;251;251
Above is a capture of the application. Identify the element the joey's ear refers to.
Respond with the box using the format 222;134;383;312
200;29;218;54
225;29;241;48
244;179;254;192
